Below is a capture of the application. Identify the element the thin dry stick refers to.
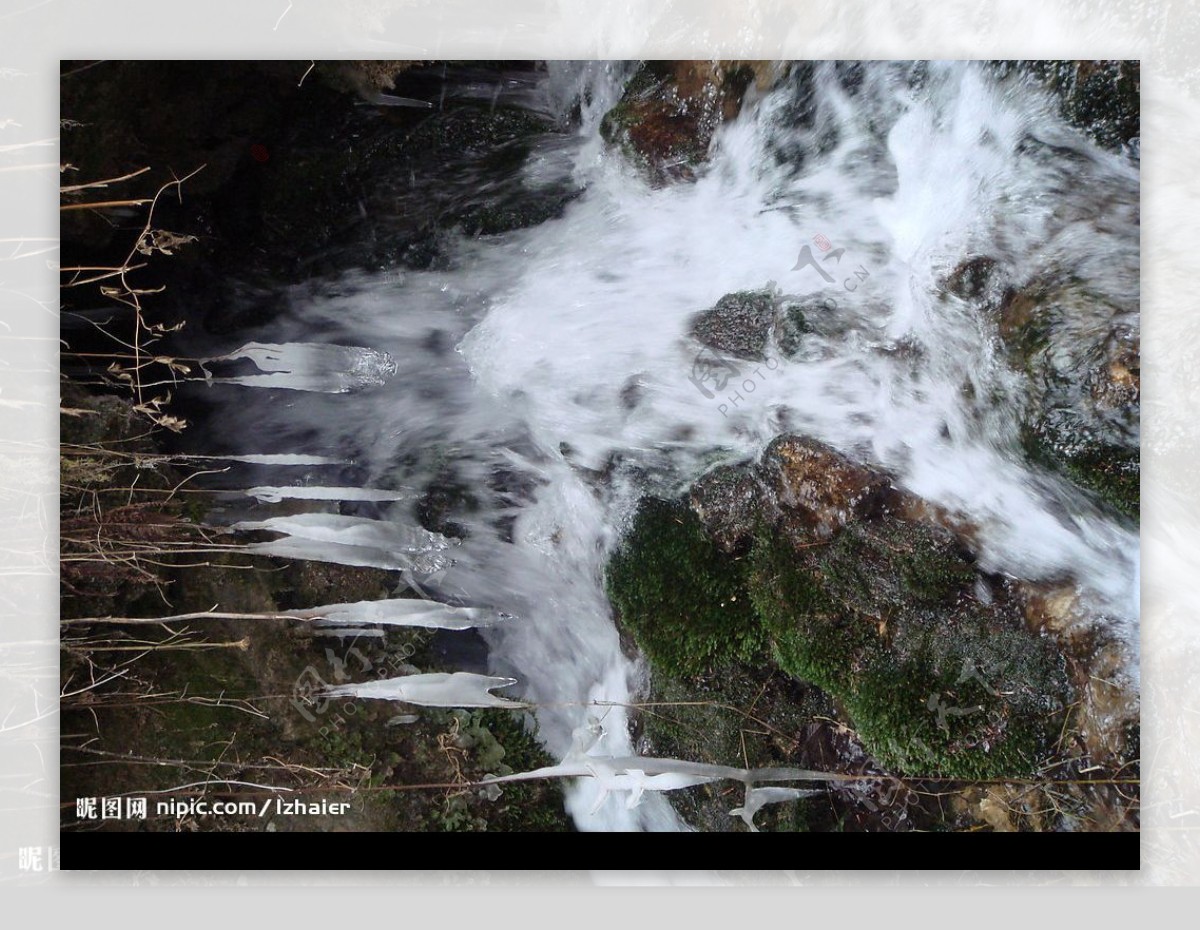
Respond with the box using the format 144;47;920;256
60;198;153;212
62;639;250;653
60;166;151;194
62;611;319;626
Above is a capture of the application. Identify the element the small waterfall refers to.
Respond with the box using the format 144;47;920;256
193;61;1138;831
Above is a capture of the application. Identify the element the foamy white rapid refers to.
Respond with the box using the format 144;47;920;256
208;62;1139;830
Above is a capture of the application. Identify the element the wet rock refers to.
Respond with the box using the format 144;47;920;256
775;300;814;358
1023;411;1140;519
759;435;893;540
690;287;823;362
991;60;1140;157
1043;61;1140;157
415;464;481;540
318;61;424;100
688;462;764;554
1021;582;1139;767
688;435;893;549
691;289;779;359
995;280;1140;519
942;255;1002;301
600;61;773;183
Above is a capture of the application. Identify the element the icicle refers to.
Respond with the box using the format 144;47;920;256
241;536;454;573
367;92;433;109
204;342;397;393
483;755;840;786
327;672;526;709
233;513;457;573
482;750;846;814
478;755;718;811
728;786;819;832
180;453;348;466
234;513;451;552
244;485;414;504
586;765;718;813
294;598;506;631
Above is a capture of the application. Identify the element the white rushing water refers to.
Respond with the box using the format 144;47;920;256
210;61;1139;830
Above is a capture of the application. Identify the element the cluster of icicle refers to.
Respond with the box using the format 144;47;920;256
198;341;830;831
476;716;829;832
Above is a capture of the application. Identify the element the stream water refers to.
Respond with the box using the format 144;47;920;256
197;61;1139;831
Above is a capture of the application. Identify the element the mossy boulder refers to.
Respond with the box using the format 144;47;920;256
750;519;1070;779
1022;410;1140;520
937;256;1140;521
606;435;1074;781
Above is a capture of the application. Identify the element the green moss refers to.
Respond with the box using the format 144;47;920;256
606;497;763;678
747;522;1070;779
608;491;1069;780
748;527;875;693
1023;420;1139;520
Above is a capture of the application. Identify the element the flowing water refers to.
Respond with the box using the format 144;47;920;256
199;61;1139;831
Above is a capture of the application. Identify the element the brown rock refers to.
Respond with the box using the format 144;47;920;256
759;436;893;539
601;61;777;184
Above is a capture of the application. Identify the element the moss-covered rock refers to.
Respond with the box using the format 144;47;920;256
749;519;1070;779
607;436;1074;783
606;497;762;679
937;257;1140;522
1022;411;1140;520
